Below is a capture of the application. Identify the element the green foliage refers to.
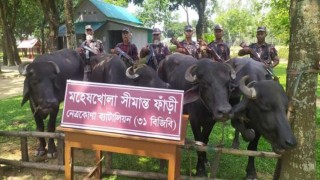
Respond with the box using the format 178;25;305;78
15;0;43;39
214;8;256;45
276;45;289;59
103;0;129;7
135;0;172;28
164;20;186;38
203;33;215;43
265;0;290;45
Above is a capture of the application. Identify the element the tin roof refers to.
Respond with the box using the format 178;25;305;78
17;39;40;49
58;21;105;36
89;0;142;25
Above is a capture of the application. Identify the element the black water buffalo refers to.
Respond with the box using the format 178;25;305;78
158;53;235;176
228;58;297;179
90;54;169;88
21;48;83;158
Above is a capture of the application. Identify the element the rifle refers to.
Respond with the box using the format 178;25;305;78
146;44;159;70
115;47;135;66
240;42;278;78
206;42;223;62
170;37;192;55
82;45;95;81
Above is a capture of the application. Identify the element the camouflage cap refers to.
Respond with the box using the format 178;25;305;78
214;24;223;30
257;26;267;32
184;25;193;31
152;28;161;34
122;27;131;33
85;25;93;30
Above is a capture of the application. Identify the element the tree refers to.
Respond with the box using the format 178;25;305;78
64;0;76;49
169;0;209;40
0;0;21;66
38;0;60;53
135;0;172;28
214;8;255;45
280;0;319;179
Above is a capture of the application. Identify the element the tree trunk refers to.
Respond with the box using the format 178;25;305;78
0;0;21;66
64;0;76;49
195;0;206;40
38;0;60;53
280;0;319;179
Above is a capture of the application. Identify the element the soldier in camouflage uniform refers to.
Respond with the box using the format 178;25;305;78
175;25;200;59
238;26;279;68
140;28;170;70
110;27;139;64
79;25;105;56
203;24;230;62
79;25;105;81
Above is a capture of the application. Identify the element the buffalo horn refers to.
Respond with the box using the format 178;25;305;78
48;61;60;74
223;63;236;80
126;66;139;79
185;64;198;82
239;75;257;99
20;64;30;76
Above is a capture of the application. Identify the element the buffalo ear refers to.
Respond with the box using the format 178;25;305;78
183;85;200;105
21;78;30;106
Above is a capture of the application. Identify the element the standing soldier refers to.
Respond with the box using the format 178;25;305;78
140;28;170;70
171;25;200;59
78;25;105;81
110;27;139;66
238;26;279;68
204;24;230;62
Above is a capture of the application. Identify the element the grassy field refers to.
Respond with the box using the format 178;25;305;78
0;57;319;179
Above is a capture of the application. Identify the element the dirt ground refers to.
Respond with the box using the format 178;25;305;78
0;76;24;100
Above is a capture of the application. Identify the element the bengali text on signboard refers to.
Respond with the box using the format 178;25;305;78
61;80;185;140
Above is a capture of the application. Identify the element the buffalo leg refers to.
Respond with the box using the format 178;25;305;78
230;98;241;149
47;108;59;158
189;116;206;176
34;114;47;157
189;114;215;177
246;133;261;180
232;130;240;149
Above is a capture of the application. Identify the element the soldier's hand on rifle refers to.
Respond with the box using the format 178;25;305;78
92;47;99;55
76;47;84;55
177;47;186;53
140;47;149;58
110;49;118;54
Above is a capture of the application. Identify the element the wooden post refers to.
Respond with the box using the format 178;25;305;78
105;152;112;175
20;137;29;162
57;138;65;165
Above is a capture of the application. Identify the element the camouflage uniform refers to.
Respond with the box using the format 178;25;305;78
80;39;104;57
179;40;200;59
114;42;139;62
247;42;278;66
207;41;230;61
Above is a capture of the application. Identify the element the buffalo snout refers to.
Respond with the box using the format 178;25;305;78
45;98;59;107
214;105;233;121
285;137;297;148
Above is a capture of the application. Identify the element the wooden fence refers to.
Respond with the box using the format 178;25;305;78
0;130;281;179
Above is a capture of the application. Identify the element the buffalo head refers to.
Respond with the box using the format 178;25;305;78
21;61;61;115
184;60;235;121
235;76;297;153
126;65;170;88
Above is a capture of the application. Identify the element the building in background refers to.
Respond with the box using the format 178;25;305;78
58;0;152;52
